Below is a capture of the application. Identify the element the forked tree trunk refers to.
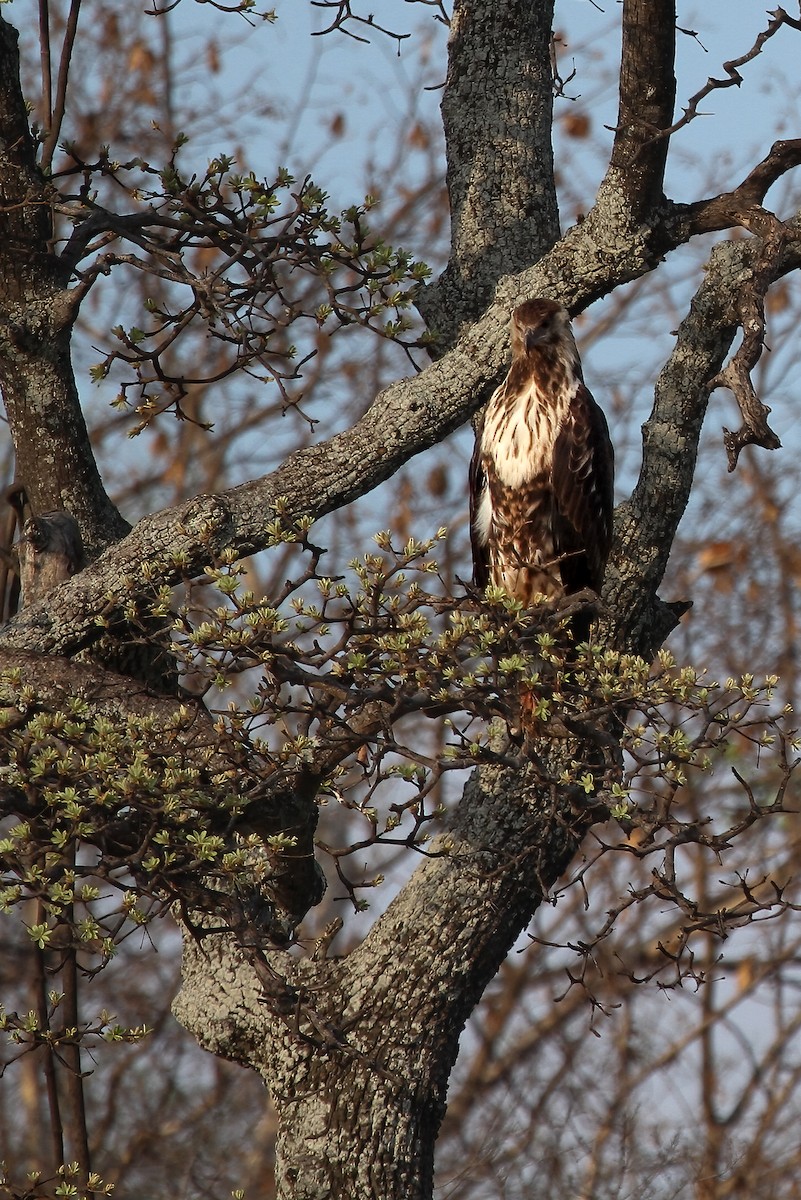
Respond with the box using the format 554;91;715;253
175;763;589;1200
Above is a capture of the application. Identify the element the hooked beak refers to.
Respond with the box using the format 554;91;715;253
524;324;549;353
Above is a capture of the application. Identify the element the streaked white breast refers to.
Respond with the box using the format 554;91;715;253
481;379;575;489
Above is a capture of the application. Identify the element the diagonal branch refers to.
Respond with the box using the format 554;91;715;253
660;7;801;142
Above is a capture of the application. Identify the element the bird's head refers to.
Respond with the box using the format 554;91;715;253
510;298;573;357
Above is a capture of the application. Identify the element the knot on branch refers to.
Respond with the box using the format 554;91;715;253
178;492;236;552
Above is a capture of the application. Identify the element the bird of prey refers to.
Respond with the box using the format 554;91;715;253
470;298;614;632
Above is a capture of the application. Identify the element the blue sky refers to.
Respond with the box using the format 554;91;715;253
242;2;801;204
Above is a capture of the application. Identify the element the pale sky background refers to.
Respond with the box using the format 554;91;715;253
202;0;801;458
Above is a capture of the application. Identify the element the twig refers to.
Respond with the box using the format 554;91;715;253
661;7;801;141
311;0;411;45
40;0;82;174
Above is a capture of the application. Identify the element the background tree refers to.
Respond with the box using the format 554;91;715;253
2;3;801;1199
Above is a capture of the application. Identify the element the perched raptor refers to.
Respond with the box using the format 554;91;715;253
470;298;614;631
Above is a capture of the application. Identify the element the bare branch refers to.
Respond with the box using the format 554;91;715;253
710;209;786;470
662;7;801;141
38;0;52;129
678;139;801;237
40;0;83;174
310;1;411;45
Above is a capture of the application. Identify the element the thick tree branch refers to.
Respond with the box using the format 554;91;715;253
606;0;676;220
419;0;561;343
713;209;786;470
675;139;801;237
0;647;206;726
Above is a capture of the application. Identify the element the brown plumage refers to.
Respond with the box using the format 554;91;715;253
470;298;614;633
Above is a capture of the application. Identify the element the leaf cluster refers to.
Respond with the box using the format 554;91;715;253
1;531;796;966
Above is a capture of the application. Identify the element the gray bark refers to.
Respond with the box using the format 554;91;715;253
175;760;587;1200
0;18;128;556
421;0;561;342
3;1;801;1197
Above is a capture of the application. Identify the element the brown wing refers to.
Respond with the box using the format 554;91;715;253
551;383;614;594
468;409;490;589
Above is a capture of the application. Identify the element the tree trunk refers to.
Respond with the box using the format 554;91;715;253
0;17;127;555
422;0;560;343
175;762;589;1199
